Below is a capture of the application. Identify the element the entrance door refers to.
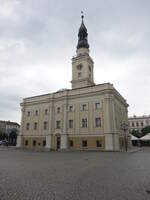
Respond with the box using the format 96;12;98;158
56;136;61;150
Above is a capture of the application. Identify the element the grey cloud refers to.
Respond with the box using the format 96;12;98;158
0;0;150;122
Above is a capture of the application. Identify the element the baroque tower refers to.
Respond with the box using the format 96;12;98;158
71;14;95;89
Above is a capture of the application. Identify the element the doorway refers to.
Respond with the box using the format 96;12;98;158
56;136;61;150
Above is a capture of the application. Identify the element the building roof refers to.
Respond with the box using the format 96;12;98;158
128;115;150;120
0;120;20;126
77;14;89;50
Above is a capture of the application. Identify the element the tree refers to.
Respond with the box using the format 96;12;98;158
141;126;150;135
131;129;141;138
8;128;18;145
0;130;8;140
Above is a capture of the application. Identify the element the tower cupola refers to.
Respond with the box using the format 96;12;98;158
77;14;89;50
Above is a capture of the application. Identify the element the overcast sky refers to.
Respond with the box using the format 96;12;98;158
0;0;150;123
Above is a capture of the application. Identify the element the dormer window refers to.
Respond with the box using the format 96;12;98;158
77;64;82;70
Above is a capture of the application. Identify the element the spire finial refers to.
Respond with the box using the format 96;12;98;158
81;11;84;22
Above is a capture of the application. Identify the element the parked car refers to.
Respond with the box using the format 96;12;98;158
0;140;8;146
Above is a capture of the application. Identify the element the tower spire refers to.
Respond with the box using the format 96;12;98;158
77;12;89;50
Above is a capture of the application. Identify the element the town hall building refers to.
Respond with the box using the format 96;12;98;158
17;15;129;151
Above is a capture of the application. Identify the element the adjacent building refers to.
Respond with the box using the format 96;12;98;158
17;15;129;151
128;115;150;133
0;120;20;145
0;120;20;134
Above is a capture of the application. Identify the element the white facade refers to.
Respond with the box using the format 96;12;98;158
17;16;129;151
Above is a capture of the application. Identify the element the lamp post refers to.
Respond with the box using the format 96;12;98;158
121;123;128;152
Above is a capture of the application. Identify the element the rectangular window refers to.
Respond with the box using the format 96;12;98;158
34;122;38;130
43;140;46;146
26;123;30;130
96;140;102;147
57;107;60;113
132;122;134;127
78;72;82;78
69;140;73;147
27;111;30;116
35;110;38;116
95;102;100;109
141;122;143;127
25;140;28;146
136;122;139;127
44;121;47;130
82;118;88;128
56;121;61;129
82;104;87;111
33;140;36;146
45;109;48;115
69;105;73;112
95;118;101;127
82;140;87;147
69;120;73;128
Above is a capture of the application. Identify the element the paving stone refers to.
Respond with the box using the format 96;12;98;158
0;148;150;200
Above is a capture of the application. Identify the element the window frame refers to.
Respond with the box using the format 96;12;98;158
82;118;88;128
34;122;38;130
33;140;36;146
78;72;82;78
35;110;38;116
27;111;30;117
43;140;46;146
95;117;101;127
45;109;48;115
95;102;101;109
77;64;82;70
57;107;61;113
26;123;30;130
96;140;102;147
56;120;61;129
82;104;87;111
82;140;87;147
69;105;73;112
44;121;47;130
69;140;73;147
69;120;73;129
25;140;28;146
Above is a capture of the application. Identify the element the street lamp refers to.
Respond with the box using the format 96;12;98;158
121;123;128;152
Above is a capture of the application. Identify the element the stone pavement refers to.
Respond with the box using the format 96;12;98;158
0;147;150;200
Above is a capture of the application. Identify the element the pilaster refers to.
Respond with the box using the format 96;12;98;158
45;135;52;150
61;134;68;149
16;135;22;147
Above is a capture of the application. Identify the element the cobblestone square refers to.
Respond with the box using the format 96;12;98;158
0;148;150;200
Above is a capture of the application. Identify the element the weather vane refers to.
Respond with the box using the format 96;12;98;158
81;11;84;21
